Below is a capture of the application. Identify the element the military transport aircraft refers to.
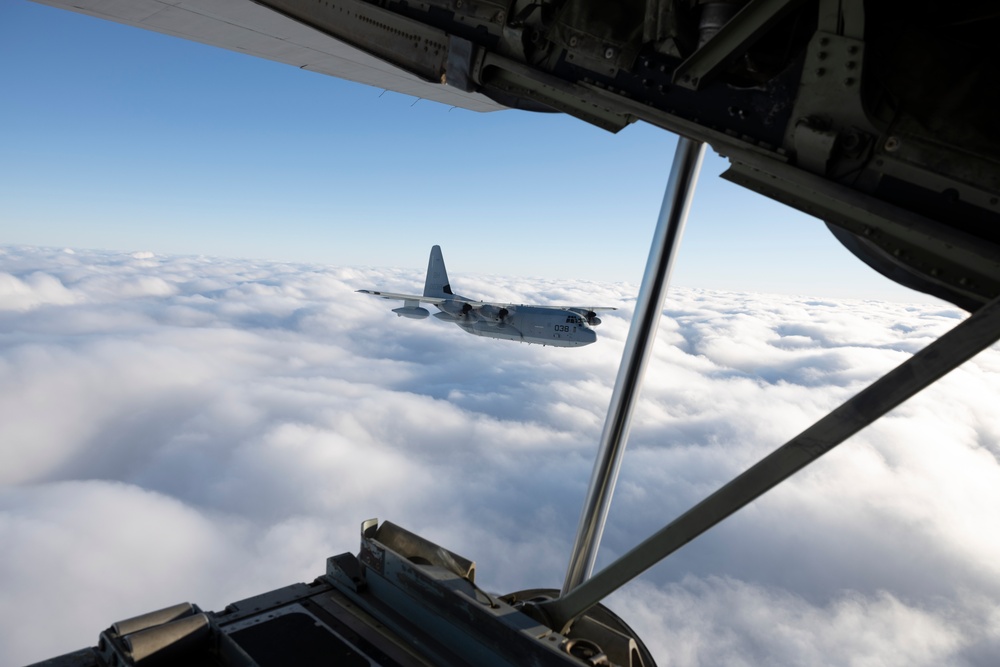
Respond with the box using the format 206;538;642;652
20;1;1000;667
358;246;613;347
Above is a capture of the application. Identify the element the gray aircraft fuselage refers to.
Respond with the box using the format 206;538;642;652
436;301;598;347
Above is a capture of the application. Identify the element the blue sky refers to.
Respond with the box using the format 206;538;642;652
1;1;937;302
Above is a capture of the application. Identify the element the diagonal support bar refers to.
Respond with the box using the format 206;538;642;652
542;293;1000;631
561;137;706;595
673;0;806;90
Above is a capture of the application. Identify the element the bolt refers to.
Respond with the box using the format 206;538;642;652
604;47;615;59
816;67;826;77
820;37;829;46
569;35;578;47
817;51;827;60
495;10;505;23
884;136;901;152
846;60;856;70
848;45;859;54
844;77;856;86
456;0;462;7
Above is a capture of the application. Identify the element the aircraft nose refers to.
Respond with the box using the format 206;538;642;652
583;328;597;344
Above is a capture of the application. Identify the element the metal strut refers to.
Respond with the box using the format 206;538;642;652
562;137;706;595
543;292;1000;633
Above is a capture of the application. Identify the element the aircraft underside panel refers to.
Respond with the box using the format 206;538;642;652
31;0;505;112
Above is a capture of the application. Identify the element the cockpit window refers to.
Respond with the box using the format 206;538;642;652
566;315;583;324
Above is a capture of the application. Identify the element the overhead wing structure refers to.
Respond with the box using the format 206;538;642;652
356;289;450;305
31;0;504;112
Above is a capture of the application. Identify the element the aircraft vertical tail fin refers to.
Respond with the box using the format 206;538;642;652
423;245;454;298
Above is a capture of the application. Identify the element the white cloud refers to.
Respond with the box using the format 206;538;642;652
611;577;998;667
0;245;997;665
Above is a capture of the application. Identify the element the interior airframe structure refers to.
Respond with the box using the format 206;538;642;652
25;2;1000;666
358;245;613;347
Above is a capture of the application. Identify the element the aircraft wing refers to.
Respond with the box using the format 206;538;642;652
31;0;505;112
356;290;451;305
357;290;614;314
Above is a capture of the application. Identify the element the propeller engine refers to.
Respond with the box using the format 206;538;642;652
476;304;510;327
439;299;476;321
439;301;512;326
567;308;603;326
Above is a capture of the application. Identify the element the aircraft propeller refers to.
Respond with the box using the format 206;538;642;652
469;303;511;327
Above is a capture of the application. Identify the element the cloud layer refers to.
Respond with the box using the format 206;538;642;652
1;246;998;665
